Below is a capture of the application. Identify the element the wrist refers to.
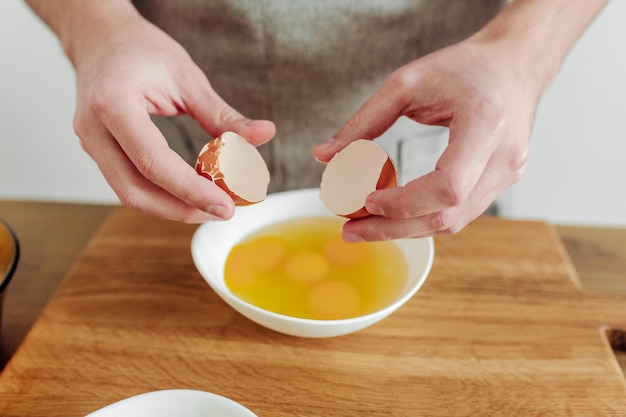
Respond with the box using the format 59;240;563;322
470;0;608;95
26;0;140;67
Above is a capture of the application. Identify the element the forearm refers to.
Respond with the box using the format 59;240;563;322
472;0;608;93
24;0;140;67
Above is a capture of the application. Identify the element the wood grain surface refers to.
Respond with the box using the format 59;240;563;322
0;200;112;368
0;206;625;416
557;225;626;294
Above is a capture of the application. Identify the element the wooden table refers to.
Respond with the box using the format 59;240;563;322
0;201;111;368
0;201;625;416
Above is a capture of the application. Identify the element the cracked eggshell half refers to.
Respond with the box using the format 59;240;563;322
196;131;270;206
320;139;397;219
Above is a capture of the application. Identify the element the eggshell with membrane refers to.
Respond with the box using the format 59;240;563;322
319;139;397;219
196;131;270;206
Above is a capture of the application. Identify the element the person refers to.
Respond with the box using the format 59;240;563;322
25;0;607;241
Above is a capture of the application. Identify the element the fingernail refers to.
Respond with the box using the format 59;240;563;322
343;231;364;243
207;204;230;220
365;201;385;216
313;138;336;161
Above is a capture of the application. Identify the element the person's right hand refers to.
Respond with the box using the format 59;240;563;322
66;1;275;222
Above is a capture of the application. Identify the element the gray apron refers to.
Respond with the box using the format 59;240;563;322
133;0;505;192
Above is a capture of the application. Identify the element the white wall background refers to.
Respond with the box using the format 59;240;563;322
498;0;626;227
0;0;118;203
1;0;625;227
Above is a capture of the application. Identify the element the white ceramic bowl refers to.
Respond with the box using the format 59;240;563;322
191;188;434;338
85;390;256;417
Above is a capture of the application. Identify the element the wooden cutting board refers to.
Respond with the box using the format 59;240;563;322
0;208;624;416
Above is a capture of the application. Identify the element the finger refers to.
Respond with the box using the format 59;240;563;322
344;164;524;241
78;116;232;223
181;70;276;146
95;96;236;217
365;112;500;218
313;77;406;162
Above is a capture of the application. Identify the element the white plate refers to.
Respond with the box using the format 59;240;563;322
85;390;256;417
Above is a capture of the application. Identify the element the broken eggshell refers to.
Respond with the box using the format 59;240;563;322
195;131;270;206
319;139;397;219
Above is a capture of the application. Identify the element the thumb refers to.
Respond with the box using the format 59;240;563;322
313;80;405;162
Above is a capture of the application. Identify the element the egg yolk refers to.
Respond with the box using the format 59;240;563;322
223;244;257;289
284;251;329;283
308;281;359;320
249;236;288;271
323;235;367;266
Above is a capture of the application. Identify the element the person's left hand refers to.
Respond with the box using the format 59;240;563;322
314;37;539;242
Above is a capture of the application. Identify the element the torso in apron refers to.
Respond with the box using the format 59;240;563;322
134;0;505;192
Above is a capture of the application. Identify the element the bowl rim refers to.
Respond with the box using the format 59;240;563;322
191;188;435;326
0;217;20;294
